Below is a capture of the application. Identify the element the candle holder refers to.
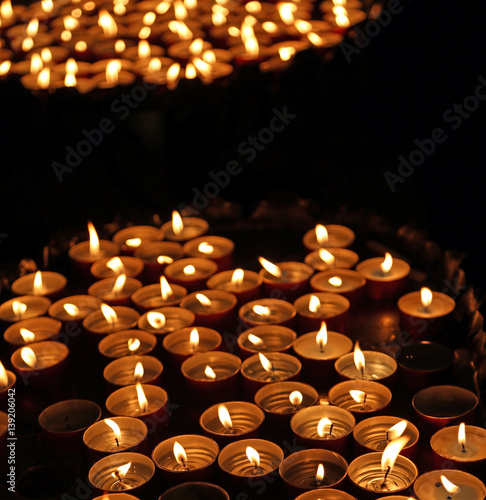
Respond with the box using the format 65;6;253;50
4;317;62;350
164;257;218;292
11;271;67;299
38;399;101;452
152;434;219;485
304;248;360;272
302;224;355;251
98;330;157;360
179;290;237;330
279;449;348;497
134;241;184;283
88;277;143;307
88;452;155;496
412;385;478;435
347;452;417;499
69;239;120;279
238;325;296;359
0;366;16;408
112;225;163;255
181;351;241;403
131;282;187;311
356;256;410;300
353;416;419;460
238;298;297;329
48;295;101;324
397;290;455;340
328;380;392;419
83;306;140;346
294;293;350;334
310;270;366;309
294;489;357;500
0;295;51;324
207;269;262;305
0;411;7;453
161;216;209;243
218;438;284;495
138;307;195;340
241;352;301;398
259;261;314;302
414;469;486;500
91;256;145;280
199;401;265;447
103;355;163;392
182;236;234;272
290;405;355;457
11;340;69;389
84;417;148;461
158;482;230;500
93;495;140;500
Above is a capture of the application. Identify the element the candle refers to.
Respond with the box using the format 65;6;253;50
0;411;7;453
11;270;67;299
91;256;145;280
356;253;410;300
293;490;357;500
238;325;296;359
183;235;234;271
199;401;265;446
4;317;62;349
88;276;143;306
310;269;366;309
98;330;157;360
413;469;486;500
93;495;140;500
294;292;350;333
152;435;219;484
134;241;184;283
158;482;230;500
207;268;262;305
88;452;155;495
138;307;195;339
38;399;101;452
238;298;297;329
164;257;218;292
131;277;187;311
161;211;209;242
49;295;101;324
0;296;51;323
302;223;355;251
83;305;140;345
304;247;360;272
397;287;455;340
112;225;163;255
103;355;163;391
0;361;16;407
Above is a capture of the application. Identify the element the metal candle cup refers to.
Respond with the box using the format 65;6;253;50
93;495;140;500
112;226;163;256
69;239;120;280
0;295;51;324
291;405;355;457
4;317;62;350
305;248;360;272
183;236;234;271
131;282;187;311
294;489;357;500
294;293;350;334
158;482;229;500
199;401;265;447
38;399;101;452
414;469;486;500
259;261;314;302
180;290;237;330
238;299;297;329
91;256;145;280
49;295;101;325
165;258;218;292
152;434;219;485
103;355;163;392
310;270;366;309
83;307;140;347
302;224;356;252
279;449;348;497
88;277;143;307
238;325;296;359
98;330;157;360
397;290;455;340
207;269;262;305
0;369;16;407
11;271;67;300
137;307;195;341
134;242;183;283
161;216;209;243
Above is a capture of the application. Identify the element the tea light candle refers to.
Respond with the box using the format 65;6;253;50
137;307;195;338
161;212;209;243
397;287;455;340
414;469;486;500
93;495;140;500
131;277;187;311
91;256;144;280
183;236;234;271
238;325;296;359
88;452;155;495
4;317;62;349
310;270;366;309
98;330;157;360
302;224;355;251
238;298;297;329
11;270;67;299
84;417;148;460
294;292;350;333
103;355;163;391
290;405;355;456
199;401;265;446
0;296;51;323
294;489;357;500
304;248;360;272
164;257;218;292
258;257;314;302
88;276;143;306
279;449;348;496
134;241;184;283
356;253;410;300
38;399;101;452
152;434;219;484
49;295;101;324
112;225;163;255
84;306;140;346
0;361;16;406
179;290;237;330
207;269;262;305
11;340;69;389
328;380;392;418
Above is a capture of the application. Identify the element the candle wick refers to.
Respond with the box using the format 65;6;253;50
65;415;71;431
115;437;120;448
114;471;127;489
461;443;466;452
362;393;367;409
360;367;365;379
385;430;389;441
381;466;391;488
328;423;334;436
181;458;189;471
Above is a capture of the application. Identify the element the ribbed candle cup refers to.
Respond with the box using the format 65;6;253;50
88;277;143;307
161;217;209;243
131;283;187;311
304;248;360;272
4;317;62;351
238;299;297;330
113;226;163;256
294;489;357;500
0;295;51;325
237;325;297;360
103;355;163;393
414;469;486;500
11;271;67;300
207;269;262;306
90;256;145;280
294;293;350;334
165;258;218;292
260;261;314;302
302;224;355;252
158;482;230;500
98;330;157;361
93;494;140;500
310;270;366;309
0;369;16;408
48;295;101;327
69;240;120;281
134;242;184;283
183;236;234;271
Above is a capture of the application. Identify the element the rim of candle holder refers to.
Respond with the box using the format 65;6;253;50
181;351;241;382
4;316;62;347
353;416;419;453
254;381;318;415
106;384;169;418
98;330;158;359
49;294;101;321
131;282;187;309
294;488;358;500
334;350;397;381
356;257;410;282
11;271;67;296
160;217;209;242
90;256;145;280
11;340;69;370
165;257;219;283
0;369;16;393
207;269;262;292
0;295;52;322
238;325;297;354
259;261;314;284
68;239;121;263
0;411;7;436
304;248;360;272
396;341;454;374
302;224;356;250
294;292;350;320
163;326;222;356
239;298;297;325
39;399;101;435
103;355;163;387
279;448;349;489
88;277;143;301
412;385;478;421
430;424;486;463
293;330;353;361
138;306;195;335
112;225;164;251
93;494;140;500
413;469;486;499
310;269;366;294
180;289;238;315
328;380;392;413
183;235;234;258
152;434;220;473
397;290;456;319
241;352;301;382
83;306;141;335
158;481;230;500
134;241;184;263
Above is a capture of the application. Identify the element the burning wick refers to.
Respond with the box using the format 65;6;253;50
65;414;71;431
381;466;391;488
458;422;466;453
349;390;367;409
173;441;189;471
289;390;303;411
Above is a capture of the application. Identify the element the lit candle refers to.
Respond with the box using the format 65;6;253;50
98;330;157;360
207;268;262;305
112;225;163;256
161;211;209;242
302;223;355;251
48;295;101;325
4;317;62;349
413;469;486;500
310;269;366;309
304;247;360;272
138;307;195;339
239;298;297;329
238;325;296;359
0;361;16;406
134;241;183;283
294;292;350;333
83;305;140;345
164;257;218;292
131;276;187;311
90;256;145;280
183;235;234;271
103;355;163;392
11;270;67;299
0;296;51;323
88;275;143;306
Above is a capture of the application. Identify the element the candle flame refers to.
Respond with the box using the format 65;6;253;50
22;37;34;52
189;328;199;349
167;63;181;87
205;365;216;379
294;19;312;34
316;224;329;245
128;338;140;352
381;436;408;474
75;41;87;52
246;446;260;467
143;11;156;25
261;21;278;33
157;255;174;264
317;417;333;437
316;322;328;350
87;221;100;256
420;287;433;308
258;352;274;372
20;328;35;343
21;347;37;368
245;1;261;13
101;303;117;327
134;362;144;381
126;237;142;248
309;295;321;313
0;362;8;388
380;253;393;274
107;257;125;275
115;40;126;53
198;242;214;254
278;2;296;25
329;276;343;287
241;16;259;57
160;276;173;301
147;312;166;329
112;274;126;294
258;257;282;278
105;418;121;437
172;211;184;234
26;18;39;37
441;475;460;495
318;248;335;266
212;10;226;26
12;301;27;318
189;38;204;56
387;420;407;441
98;9;118;37
174;441;188;465
335;11;350;28
185;62;197;79
136;382;149;412
316;463;325;482
278;46;295;62
218;404;233;429
289;390;303;406
41;0;53;12
106;59;121;85
30;53;43;74
0;60;10;76
41;48;52;63
0;0;13;18
252;305;270;319
63;15;79;30
231;268;244;286
458;422;466;449
156;1;171;14
353;342;366;374
228;26;240;37
248;334;263;346
196;293;211;307
32;271;44;295
112;462;131;480
349;390;366;404
174;0;187;20
308;32;325;46
66;58;78;74
37;68;50;89
62;304;79;318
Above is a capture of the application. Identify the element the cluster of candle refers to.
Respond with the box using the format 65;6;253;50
1;213;484;500
0;0;370;92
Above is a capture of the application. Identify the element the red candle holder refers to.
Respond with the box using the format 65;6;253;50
98;330;157;360
0;365;16;408
304;247;360;272
413;469;486;500
112;225;163;256
164;257;218;292
237;325;296;359
131;281;187;311
0;295;51;324
88;277;143;306
11;271;67;300
48;294;101;325
259;261;313;302
103;355;163;393
138;307;195;342
69;239;120;280
182;236;234;271
161;215;209;243
238;298;297;329
134;241;184;283
207;269;262;305
4;317;62;350
302;224;355;252
294;490;357;500
310;270;366;309
90;256;145;280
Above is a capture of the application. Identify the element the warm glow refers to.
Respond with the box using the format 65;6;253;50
193;57;211;78
98;9;118;38
107;257;125;275
335;12;350;28
20;328;35;343
22;37;34;52
382;437;408;473
252;305;270;319
349;390;366;404
112;462;131;480
241;16;259;57
37;67;50;89
258;257;282;278
441;475;460;495
101;303;118;327
420;287;433;308
245;1;261;13
318;248;335;266
63;15;79;30
228;26;240;37
212;10;226;26
380;253;393;274
83;1;96;11
231;268;244;286
174;441;188;466
387;420;407;441
316;322;328;350
0;60;11;75
172;211;184;234
195;293;211;307
75;41;87;52
113;1;126;16
147;312;165;329
309;295;321;313
329;276;343;288
278;46;295;62
115;40;126;53
316;463;325;482
128;338;140;352
160;276;173;300
189;328;199;350
12;301;27;318
21;347;37;368
198;241;214;254
33;271;44;294
278;2;297;25
66;58;78;74
258;352;274;373
262;21;278;33
248;334;263;346
41;48;52;63
139;26;151;39
308;32;325;46
26;19;39;37
289;390;303;406
205;365;216;379
30;54;43;74
168;20;192;40
136;382;149;412
317;417;333;437
0;362;8;388
71;9;82;19
143;11;156;25
138;41;151;59
458;422;466;449
63;303;79;317
111;274;127;295
157;255;173;264
174;1;188;21
167;62;181;86
246;446;260;467
156;1;171;14
189;38;204;56
88;221;100;256
0;0;13;19
42;0;54;13
218;404;233;429
134;362;144;381
316;224;329;245
106;59;121;85
146;58;162;73
104;418;121;438
294;19;312;34
185;62;197;79
353;342;366;374
185;0;197;9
